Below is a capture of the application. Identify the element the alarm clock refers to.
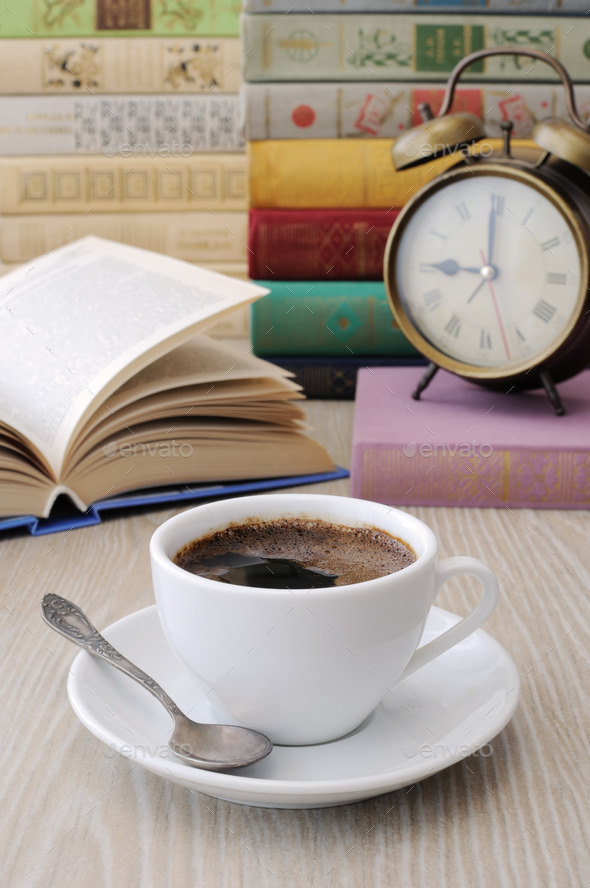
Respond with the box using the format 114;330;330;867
383;48;590;415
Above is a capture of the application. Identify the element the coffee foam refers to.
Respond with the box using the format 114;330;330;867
174;517;415;586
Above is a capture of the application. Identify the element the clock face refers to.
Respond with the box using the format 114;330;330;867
388;166;585;375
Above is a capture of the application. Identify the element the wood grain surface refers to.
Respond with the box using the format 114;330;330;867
1;400;588;888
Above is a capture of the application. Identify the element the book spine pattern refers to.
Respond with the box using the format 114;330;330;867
248;137;518;209
244;0;584;10
0;0;240;37
244;81;590;141
241;13;590;82
0;212;248;262
251;282;419;356
0;154;247;214
0;37;241;94
248;209;399;280
0;95;245;155
352;446;590;508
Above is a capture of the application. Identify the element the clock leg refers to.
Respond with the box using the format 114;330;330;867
412;362;439;400
539;370;566;416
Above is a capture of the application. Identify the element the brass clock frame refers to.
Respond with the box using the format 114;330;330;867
383;47;590;414
384;160;590;385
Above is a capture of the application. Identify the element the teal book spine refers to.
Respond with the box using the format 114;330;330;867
241;13;590;82
251;281;420;357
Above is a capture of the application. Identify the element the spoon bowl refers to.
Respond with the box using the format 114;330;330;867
41;594;273;771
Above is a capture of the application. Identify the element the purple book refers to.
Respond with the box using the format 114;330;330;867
351;367;590;509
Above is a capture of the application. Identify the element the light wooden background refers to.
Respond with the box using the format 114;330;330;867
1;400;588;888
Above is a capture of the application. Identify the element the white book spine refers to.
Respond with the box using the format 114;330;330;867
243;81;590;141
0;95;245;155
240;13;590;83
0;213;249;263
0;37;241;95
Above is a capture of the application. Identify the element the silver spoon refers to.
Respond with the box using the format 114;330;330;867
41;594;273;771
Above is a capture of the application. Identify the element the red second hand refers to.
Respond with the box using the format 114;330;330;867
480;249;510;360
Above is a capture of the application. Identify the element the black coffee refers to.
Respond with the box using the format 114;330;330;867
173;518;415;588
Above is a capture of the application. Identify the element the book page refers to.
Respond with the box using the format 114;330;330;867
0;237;268;478
68;336;305;462
95;335;300;414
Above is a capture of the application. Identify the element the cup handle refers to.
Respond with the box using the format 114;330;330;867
400;556;499;681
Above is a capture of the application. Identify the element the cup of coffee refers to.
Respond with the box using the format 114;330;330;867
150;494;498;746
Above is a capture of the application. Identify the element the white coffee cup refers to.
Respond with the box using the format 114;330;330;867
150;494;498;746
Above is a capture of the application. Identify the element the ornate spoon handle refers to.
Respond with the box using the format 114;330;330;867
41;593;183;719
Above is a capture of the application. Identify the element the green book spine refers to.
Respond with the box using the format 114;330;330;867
251;281;420;357
0;1;240;38
241;12;590;82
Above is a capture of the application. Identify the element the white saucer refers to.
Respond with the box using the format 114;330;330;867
67;605;520;809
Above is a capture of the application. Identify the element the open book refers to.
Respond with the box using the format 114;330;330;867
0;237;337;521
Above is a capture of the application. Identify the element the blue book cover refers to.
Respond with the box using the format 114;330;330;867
0;468;350;536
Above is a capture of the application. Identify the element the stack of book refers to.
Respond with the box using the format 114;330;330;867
0;1;249;337
241;0;590;395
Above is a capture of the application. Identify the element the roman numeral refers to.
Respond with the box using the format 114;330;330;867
480;329;492;349
533;299;557;323
541;236;560;252
429;230;446;240
546;272;567;285
455;202;470;221
423;288;442;311
444;314;462;337
419;263;437;274
522;208;534;227
516;327;526;342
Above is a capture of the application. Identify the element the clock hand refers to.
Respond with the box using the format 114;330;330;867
480;249;510;360
466;276;487;303
488;193;497;266
426;259;482;276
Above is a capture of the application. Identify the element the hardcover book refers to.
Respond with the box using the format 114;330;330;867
351;367;590;509
0;237;338;522
0;37;241;95
248;209;399;280
241;13;590;82
0;94;245;156
243;81;590;142
0;212;249;264
250;281;419;357
0;154;247;215
0;0;241;36
248;138;538;209
265;355;427;399
0;470;350;537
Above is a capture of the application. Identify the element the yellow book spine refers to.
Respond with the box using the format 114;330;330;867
0;154;247;214
248;139;541;209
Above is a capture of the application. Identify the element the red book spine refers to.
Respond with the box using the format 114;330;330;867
248;208;399;280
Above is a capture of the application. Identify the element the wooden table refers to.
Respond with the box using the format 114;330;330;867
1;400;588;888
